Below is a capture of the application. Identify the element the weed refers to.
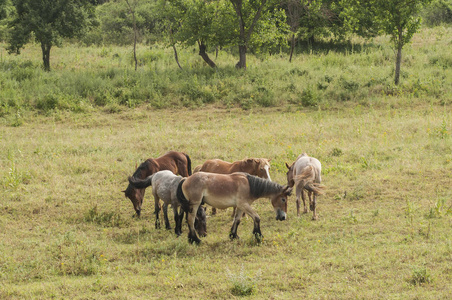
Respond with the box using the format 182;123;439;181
84;205;124;227
226;265;261;296
427;197;448;218
410;266;431;286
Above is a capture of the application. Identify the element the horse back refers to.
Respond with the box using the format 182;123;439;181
183;172;248;209
294;156;322;183
154;151;191;177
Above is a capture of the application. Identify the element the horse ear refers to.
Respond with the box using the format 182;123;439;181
283;185;293;195
267;158;271;162
285;163;290;169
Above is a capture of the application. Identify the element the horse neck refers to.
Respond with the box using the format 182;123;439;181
247;175;282;199
237;160;255;174
133;160;156;179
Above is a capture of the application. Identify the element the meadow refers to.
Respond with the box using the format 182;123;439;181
1;26;452;299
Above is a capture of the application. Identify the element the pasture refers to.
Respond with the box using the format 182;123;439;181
1;26;452;298
1;104;452;298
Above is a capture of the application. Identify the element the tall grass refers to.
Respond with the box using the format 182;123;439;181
1;26;451;118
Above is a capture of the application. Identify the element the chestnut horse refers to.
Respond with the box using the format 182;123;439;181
286;153;324;220
193;158;272;215
123;151;192;217
177;172;292;244
128;170;206;237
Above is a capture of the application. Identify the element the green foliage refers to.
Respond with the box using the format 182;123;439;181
423;0;452;26
7;0;95;70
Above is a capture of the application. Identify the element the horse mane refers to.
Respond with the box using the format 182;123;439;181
176;179;190;212
132;159;154;179
246;174;283;199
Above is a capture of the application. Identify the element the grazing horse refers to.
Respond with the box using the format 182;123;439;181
176;172;292;244
128;170;206;237
286;153;324;220
193;158;272;215
123;151;192;217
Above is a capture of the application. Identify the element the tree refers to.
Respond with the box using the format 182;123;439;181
230;0;269;69
7;0;94;71
375;0;432;85
125;0;138;71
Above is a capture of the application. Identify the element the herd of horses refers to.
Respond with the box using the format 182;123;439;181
124;151;324;244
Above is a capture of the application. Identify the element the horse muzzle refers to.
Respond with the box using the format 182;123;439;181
275;209;287;221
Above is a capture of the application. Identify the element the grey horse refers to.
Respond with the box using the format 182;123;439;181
128;170;206;236
286;153;324;220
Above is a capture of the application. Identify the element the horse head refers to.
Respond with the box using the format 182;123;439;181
123;182;145;217
254;158;272;180
271;185;293;221
285;162;296;187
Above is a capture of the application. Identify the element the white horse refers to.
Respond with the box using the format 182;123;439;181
286;153;324;220
128;170;206;236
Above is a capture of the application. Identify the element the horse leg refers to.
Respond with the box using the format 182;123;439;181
301;189;308;214
154;196;161;229
163;203;171;230
311;192;318;220
187;205;201;244
295;187;302;217
240;203;263;243
173;206;183;236
229;208;244;240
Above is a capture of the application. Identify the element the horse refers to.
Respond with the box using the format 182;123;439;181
193;158;272;215
176;172;292;244
286;153;324;220
123;151;192;217
128;170;207;237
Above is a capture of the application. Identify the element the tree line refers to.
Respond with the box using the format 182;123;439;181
1;0;451;85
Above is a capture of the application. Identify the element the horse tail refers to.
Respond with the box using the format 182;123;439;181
184;153;192;176
295;166;325;195
128;174;154;189
176;178;190;212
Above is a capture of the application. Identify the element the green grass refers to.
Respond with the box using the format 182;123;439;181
1;26;452;298
1;104;452;298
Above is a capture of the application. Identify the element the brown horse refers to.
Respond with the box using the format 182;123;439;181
193;158;272;215
123;151;192;217
286;153;324;220
177;172;292;244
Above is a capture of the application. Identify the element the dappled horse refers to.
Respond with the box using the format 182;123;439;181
193;158;272;215
128;170;206;236
123;151;192;217
176;172;292;244
286;153;324;220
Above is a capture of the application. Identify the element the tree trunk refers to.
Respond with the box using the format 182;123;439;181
41;42;51;72
126;0;138;71
236;44;247;69
289;33;295;63
394;28;403;85
198;41;217;68
172;44;183;70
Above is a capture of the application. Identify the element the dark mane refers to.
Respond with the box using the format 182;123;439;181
132;159;153;179
246;174;283;199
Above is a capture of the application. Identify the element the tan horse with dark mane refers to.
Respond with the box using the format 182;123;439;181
176;172;292;244
123;151;192;217
286;153;324;220
193;158;272;215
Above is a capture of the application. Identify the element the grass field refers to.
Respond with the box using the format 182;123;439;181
1;27;452;299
